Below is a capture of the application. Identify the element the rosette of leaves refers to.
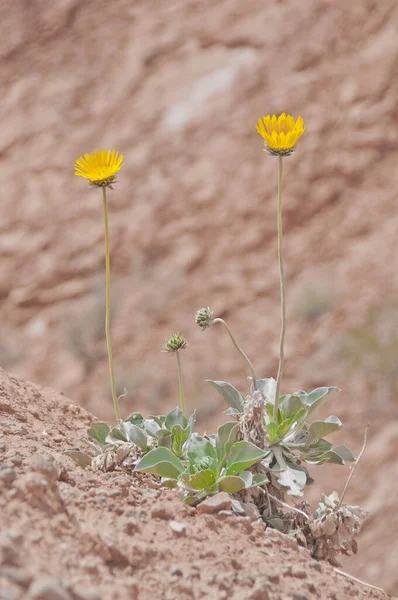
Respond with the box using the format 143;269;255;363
134;422;268;504
86;407;196;459
207;379;355;496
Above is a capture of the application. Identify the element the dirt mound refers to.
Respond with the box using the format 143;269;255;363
0;368;390;600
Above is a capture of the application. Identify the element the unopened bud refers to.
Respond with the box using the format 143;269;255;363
194;307;214;330
163;333;187;353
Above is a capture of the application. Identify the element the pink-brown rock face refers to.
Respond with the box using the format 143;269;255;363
0;0;397;594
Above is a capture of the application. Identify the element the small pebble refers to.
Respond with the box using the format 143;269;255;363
292;567;307;579
119;516;140;534
150;504;174;520
196;492;231;514
1;566;33;587
247;584;270;600
70;586;101;600
169;520;187;536
0;467;16;486
309;560;322;572
80;559;99;575
28;578;72;600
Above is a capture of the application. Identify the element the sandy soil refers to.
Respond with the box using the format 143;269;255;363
0;0;397;594
0;368;391;600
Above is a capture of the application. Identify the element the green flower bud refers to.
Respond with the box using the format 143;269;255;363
163;333;187;353
194;307;214;330
192;456;213;472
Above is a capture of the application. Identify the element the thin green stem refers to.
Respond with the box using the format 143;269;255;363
102;187;120;421
274;156;285;421
176;350;185;414
212;318;257;391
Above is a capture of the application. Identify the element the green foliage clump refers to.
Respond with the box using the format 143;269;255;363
135;422;268;504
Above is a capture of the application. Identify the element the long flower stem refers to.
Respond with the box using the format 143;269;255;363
176;350;185;414
212;318;257;391
102;187;120;421
274;156;285;421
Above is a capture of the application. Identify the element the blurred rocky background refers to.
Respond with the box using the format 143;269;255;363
0;0;397;593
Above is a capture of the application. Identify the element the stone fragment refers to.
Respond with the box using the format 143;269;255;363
170;565;183;576
292;567;307;579
242;501;261;521
1;566;33;587
80;559;99;575
309;560;322;572
124;578;139;595
246;584;270;600
28;579;72;600
119;515;140;534
0;467;16;486
174;581;194;596
217;510;234;518
70;586;101;600
196;492;231;514
30;455;58;484
169;520;187;536
150;504;174;520
8;455;23;466
0;532;19;566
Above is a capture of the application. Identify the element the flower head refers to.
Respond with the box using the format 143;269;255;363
163;333;187;353
74;149;124;188
256;113;305;156
195;307;214;330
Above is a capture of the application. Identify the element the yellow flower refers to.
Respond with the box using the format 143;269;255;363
256;113;305;156
74;149;124;187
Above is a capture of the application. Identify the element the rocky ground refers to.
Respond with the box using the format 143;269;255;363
0;0;397;595
0;369;391;600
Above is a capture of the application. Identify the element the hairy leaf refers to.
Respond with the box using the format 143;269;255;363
135;447;184;479
216;422;239;462
106;427;127;445
143;419;162;438
304;450;345;465
237;470;253;488
165;407;187;431
206;380;245;413
180;469;216;491
333;445;356;462
307;416;342;445
87;422;110;446
252;473;269;487
279;394;305;419
265;422;279;442
64;450;92;469
225;441;267;476
304;387;340;416
219;475;247;493
125;412;145;426
187;435;217;464
123;421;148;448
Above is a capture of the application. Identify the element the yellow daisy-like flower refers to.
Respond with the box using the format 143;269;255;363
256;113;305;156
74;149;124;188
